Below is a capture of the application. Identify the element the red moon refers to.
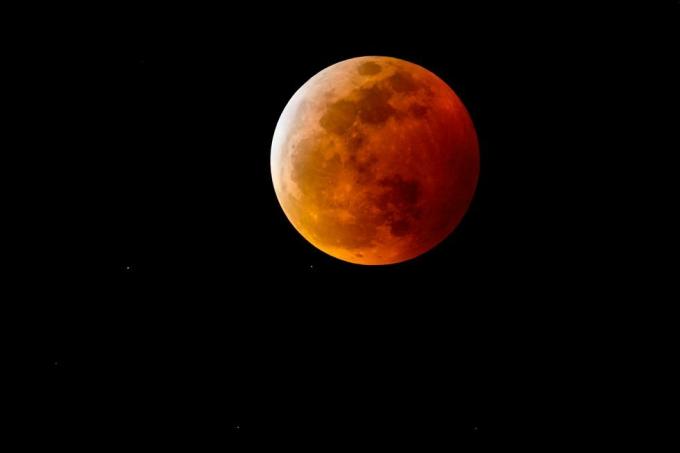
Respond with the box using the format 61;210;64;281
271;56;479;265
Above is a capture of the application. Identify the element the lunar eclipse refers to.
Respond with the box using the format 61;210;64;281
271;56;479;265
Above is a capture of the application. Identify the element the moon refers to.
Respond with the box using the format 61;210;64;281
271;56;479;265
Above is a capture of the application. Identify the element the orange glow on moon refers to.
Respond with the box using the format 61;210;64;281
271;56;479;265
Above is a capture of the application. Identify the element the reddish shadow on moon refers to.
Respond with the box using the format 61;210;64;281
271;56;479;265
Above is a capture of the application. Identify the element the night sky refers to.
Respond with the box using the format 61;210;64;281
20;3;675;450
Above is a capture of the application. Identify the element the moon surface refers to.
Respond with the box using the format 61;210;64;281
271;56;479;265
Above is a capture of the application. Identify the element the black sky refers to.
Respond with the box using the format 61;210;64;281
15;3;677;450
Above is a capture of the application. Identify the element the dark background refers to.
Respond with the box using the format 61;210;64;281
16;3;676;450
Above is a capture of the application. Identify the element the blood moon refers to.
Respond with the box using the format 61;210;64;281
271;56;479;265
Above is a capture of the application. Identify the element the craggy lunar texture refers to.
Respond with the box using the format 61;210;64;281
271;56;479;265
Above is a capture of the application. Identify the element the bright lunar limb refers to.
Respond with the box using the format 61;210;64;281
271;56;479;265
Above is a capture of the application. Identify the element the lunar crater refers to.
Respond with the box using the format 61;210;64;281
358;61;382;75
